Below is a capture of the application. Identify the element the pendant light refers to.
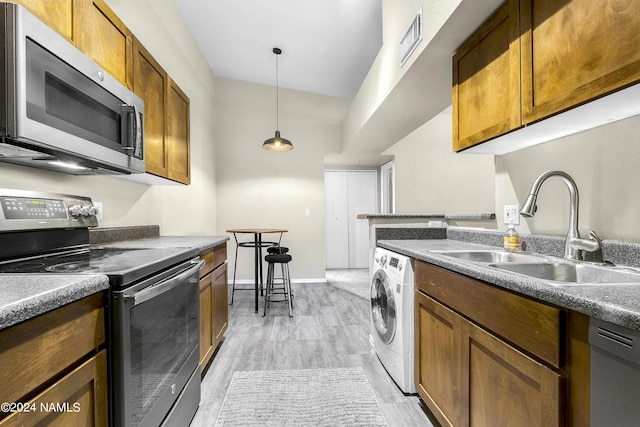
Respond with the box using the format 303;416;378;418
263;47;293;151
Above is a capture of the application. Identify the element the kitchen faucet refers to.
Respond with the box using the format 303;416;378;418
520;170;604;262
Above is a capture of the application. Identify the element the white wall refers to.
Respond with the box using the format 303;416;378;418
385;113;495;215
495;114;640;241
214;78;349;281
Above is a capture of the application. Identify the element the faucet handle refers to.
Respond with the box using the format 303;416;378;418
574;230;607;264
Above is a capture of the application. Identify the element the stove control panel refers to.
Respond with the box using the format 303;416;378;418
0;189;98;231
1;196;69;219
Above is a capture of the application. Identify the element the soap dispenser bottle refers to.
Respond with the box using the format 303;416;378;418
504;221;520;251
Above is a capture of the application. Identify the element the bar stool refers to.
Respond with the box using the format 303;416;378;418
266;246;293;302
263;253;293;317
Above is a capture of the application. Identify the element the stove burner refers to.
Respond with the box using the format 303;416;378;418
0;262;47;272
45;262;102;273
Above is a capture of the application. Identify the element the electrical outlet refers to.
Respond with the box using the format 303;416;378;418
504;204;519;225
93;201;103;221
304;208;311;217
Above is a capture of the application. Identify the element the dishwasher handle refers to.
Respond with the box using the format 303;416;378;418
589;317;640;364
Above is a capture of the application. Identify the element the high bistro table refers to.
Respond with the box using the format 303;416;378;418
226;228;288;313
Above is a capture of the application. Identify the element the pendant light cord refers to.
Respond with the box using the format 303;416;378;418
275;50;280;131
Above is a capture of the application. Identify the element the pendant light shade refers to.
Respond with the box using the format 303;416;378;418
263;47;293;151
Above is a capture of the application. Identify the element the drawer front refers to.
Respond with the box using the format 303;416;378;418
415;261;561;368
0;292;106;406
200;243;227;278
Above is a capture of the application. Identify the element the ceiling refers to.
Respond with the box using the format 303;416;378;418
173;0;383;99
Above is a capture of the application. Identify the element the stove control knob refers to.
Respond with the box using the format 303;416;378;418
68;205;83;217
69;204;97;218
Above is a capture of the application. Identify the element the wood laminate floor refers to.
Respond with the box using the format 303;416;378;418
190;280;433;426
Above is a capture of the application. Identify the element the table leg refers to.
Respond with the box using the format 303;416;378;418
254;233;259;313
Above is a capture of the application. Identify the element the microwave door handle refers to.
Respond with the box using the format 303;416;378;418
120;104;143;158
121;104;135;153
123;260;204;306
132;104;143;158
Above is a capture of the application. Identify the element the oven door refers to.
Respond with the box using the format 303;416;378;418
111;258;203;427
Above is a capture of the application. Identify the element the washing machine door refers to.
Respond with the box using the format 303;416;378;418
371;269;396;345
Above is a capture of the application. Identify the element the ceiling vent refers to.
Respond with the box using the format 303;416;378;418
399;9;422;67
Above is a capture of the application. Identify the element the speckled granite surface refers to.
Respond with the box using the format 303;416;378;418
375;227;447;241
90;225;160;244
378;238;640;332
358;213;495;220
0;275;109;331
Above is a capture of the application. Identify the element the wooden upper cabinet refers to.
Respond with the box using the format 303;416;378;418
74;0;133;89
521;0;640;124
167;80;191;184
9;0;75;41
133;38;169;178
452;0;521;152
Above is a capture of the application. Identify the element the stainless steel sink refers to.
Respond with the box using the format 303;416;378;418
434;249;640;285
435;250;546;264
490;262;640;285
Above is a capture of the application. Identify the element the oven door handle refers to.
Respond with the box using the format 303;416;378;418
123;259;204;306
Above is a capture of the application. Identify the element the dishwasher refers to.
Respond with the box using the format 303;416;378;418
589;317;640;427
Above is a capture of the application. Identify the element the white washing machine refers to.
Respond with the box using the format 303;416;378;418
369;247;415;394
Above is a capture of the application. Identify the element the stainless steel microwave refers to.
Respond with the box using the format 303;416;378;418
0;2;144;175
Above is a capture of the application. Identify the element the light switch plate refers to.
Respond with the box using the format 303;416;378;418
504;204;519;225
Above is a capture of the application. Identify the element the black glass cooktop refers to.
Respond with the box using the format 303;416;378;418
0;246;198;287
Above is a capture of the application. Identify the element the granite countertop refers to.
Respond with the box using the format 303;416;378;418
0;275;109;331
378;239;640;332
0;234;229;332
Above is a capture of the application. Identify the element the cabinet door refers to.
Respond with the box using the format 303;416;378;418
415;291;462;427
199;272;214;370
464;321;561;427
212;262;228;347
452;0;520;152
167;79;191;184
521;0;640;124
10;0;75;41
0;350;108;427
133;38;169;178
74;0;133;88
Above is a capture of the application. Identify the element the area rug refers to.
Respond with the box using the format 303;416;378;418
214;367;388;426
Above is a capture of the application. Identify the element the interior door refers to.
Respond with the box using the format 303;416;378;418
324;170;377;269
325;171;349;268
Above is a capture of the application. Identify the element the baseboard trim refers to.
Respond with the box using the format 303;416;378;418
228;278;327;285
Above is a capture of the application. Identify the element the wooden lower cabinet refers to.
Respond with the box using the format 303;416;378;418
415;261;587;426
199;243;228;375
0;292;107;426
415;291;462;427
464;321;561;427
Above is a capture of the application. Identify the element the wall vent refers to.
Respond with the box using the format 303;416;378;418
399;9;422;67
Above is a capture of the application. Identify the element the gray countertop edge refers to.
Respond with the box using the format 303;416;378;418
0;275;109;331
0;235;229;332
378;239;640;332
